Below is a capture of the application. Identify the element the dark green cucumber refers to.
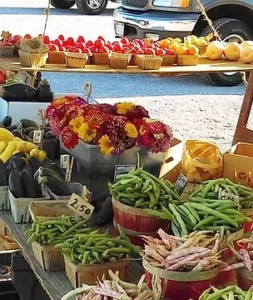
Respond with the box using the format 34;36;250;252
20;169;39;198
27;156;41;173
40;167;65;182
9;170;25;198
0;159;7;186
9;156;26;173
1;116;12;128
20;119;39;129
44;175;70;196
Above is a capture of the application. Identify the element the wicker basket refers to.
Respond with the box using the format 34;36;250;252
65;52;88;68
177;55;199;66
182;140;223;183
109;53;131;69
161;55;176;66
47;51;65;64
20;38;48;54
0;46;15;57
19;50;48;67
129;54;139;66
91;53;109;65
138;55;163;70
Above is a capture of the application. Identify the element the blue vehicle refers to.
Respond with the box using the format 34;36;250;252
114;0;253;86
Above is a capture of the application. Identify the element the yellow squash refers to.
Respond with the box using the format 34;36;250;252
0;141;7;154
0;128;14;142
25;141;38;153
0;141;17;163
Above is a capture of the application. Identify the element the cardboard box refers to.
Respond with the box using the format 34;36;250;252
64;257;129;288
32;242;64;271
159;138;183;183
223;142;253;187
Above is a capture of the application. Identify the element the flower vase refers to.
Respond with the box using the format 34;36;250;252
61;140;165;204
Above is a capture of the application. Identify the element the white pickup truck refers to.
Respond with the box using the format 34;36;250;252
50;0;118;15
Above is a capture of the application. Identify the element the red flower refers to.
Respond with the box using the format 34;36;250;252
96;103;116;115
127;105;149;120
61;125;79;149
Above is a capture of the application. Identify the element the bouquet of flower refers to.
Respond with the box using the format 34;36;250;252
45;96;173;155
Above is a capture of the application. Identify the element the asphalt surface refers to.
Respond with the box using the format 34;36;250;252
0;1;248;150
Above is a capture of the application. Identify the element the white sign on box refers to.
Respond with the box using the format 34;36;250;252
33;130;42;144
60;154;70;169
68;193;94;218
218;188;240;203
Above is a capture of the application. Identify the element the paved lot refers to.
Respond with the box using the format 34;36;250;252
0;1;248;150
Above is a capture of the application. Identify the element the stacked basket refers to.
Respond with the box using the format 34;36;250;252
19;38;49;67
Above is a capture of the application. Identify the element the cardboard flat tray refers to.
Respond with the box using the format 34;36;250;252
1;56;253;74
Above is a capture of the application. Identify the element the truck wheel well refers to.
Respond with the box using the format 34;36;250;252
193;4;253;36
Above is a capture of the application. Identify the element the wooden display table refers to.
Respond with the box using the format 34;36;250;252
1;56;253;75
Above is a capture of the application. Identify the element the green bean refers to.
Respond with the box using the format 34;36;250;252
194;216;217;230
62;220;87;237
205;286;236;300
102;247;131;258
169;204;188;236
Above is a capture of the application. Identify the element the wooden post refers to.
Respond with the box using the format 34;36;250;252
233;72;253;145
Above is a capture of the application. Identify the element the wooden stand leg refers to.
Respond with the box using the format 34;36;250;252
233;71;253;145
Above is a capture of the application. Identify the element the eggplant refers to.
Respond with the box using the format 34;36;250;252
1;116;12;127
6;125;17;131
2;83;36;102
36;79;54;103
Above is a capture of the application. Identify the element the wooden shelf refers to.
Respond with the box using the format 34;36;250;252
1;56;253;75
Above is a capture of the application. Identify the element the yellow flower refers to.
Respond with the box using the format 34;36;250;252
125;123;138;138
70;116;84;133
78;123;96;142
98;135;114;155
116;102;134;115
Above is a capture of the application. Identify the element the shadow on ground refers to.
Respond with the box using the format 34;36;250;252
44;72;245;98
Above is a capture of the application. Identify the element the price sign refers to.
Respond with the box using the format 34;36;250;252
84;82;92;99
60;155;70;169
68;193;94;218
114;164;136;182
218;188;240;203
34;167;48;197
175;174;188;194
33;130;42;144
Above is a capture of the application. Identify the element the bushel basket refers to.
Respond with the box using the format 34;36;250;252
182;140;223;182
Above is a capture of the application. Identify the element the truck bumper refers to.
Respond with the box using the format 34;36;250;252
113;7;200;40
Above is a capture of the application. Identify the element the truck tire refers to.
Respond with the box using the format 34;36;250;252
50;0;75;9
200;18;253;86
76;0;108;15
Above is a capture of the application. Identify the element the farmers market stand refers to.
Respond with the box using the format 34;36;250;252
0;56;253;299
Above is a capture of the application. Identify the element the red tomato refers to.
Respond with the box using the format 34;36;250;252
122;46;130;53
105;43;113;50
82;48;92;55
145;44;155;49
165;49;175;55
24;34;32;39
66;37;75;46
77;36;85;43
98;46;109;54
3;41;12;46
86;40;94;47
144;48;156;55
49;44;59;51
54;39;63;46
120;37;129;45
10;35;22;44
135;49;144;54
133;39;144;48
156;48;166;55
97;36;105;41
73;48;82;53
58;45;64;51
76;42;86;50
89;46;97;53
58;34;65;41
94;39;105;49
113;42;122;52
0;69;6;84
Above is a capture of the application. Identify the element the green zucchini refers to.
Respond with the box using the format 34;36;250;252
20;169;39;198
44;175;70;196
9;156;26;173
1;116;12;128
27;156;41;173
20;119;39;129
9;170;25;198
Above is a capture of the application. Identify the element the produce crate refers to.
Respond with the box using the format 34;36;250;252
0;186;10;211
32;242;64;271
241;208;253;233
48;182;91;201
223;142;253;188
112;197;170;247
143;258;218;300
29;200;77;222
64;256;129;288
9;190;48;223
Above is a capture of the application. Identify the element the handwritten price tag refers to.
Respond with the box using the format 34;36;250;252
175;174;188;194
68;193;94;218
218;188;240;203
60;155;70;169
114;164;136;182
33;130;42;144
